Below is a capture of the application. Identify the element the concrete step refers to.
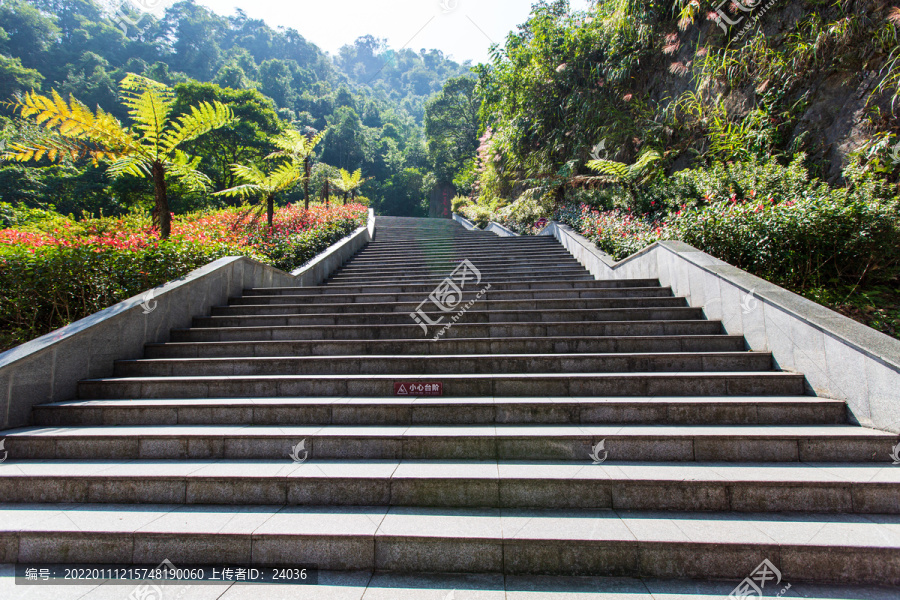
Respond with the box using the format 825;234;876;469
214;297;688;316
0;504;896;583
113;352;775;378
326;269;591;284
2;424;892;461
32;396;846;427
76;372;806;399
170;320;727;342
348;247;575;260
145;334;748;359
346;250;578;263
0;460;896;513
227;286;677;306
191;307;707;329
211;296;687;317
333;261;585;276
325;272;593;285
244;279;663;296
3;569;891;600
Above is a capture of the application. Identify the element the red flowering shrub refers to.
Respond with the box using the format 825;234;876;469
0;204;367;350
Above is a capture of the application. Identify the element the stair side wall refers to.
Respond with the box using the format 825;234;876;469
539;221;900;434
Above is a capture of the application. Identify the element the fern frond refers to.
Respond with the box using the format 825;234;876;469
586;158;631;181
162;101;235;153
629;149;662;179
166;150;212;192
266;129;326;162
119;74;175;148
107;155;153;179
268;162;303;192
214;183;264;199
13;90;137;153
229;163;268;186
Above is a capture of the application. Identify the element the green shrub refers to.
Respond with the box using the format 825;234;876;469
0;241;259;350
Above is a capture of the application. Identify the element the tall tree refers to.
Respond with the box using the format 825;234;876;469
172;80;285;192
5;74;234;238
424;76;480;185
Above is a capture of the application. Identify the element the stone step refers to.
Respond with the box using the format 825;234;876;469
2;424;892;461
359;245;564;256
325;272;593;285
214;297;688;316
228;286;677;306
327;268;591;283
76;372;806;399
0;460;896;513
333;261;584;276
349;250;576;264
145;334;747;359
170;320;726;342
32;396;846;427
191;307;707;329
113;352;775;378
348;248;575;262
0;504;896;583
245;279;662;296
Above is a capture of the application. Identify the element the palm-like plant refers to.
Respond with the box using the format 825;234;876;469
4;74;235;239
266;129;325;209
330;168;371;204
214;162;304;228
585;148;663;203
586;148;662;185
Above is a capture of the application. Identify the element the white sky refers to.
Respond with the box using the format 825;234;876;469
192;0;595;64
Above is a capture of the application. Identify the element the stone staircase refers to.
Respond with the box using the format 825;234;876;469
0;216;898;597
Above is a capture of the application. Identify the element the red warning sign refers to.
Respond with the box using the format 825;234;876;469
394;382;444;396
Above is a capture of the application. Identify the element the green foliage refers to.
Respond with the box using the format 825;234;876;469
0;240;253;350
0;0;462;216
424;76;479;184
5;74;236;237
560;157;900;291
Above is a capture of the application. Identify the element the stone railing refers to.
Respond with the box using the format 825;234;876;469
0;209;375;430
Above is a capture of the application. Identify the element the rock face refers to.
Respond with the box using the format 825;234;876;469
0;216;898;594
639;0;895;182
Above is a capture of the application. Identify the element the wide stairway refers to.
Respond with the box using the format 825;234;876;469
0;216;898;597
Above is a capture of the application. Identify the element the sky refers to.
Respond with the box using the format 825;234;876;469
192;0;595;64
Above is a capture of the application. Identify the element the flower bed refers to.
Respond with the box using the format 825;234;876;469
0;204;367;351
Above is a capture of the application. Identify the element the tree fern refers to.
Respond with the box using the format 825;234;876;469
215;162;304;227
4;75;235;238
